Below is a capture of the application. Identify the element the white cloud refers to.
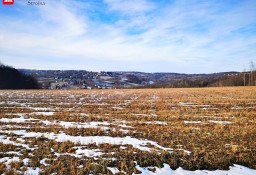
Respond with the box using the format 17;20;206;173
0;0;255;73
103;0;155;15
39;1;87;37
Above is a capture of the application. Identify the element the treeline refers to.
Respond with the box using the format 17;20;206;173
147;73;250;88
209;73;245;87
0;64;40;89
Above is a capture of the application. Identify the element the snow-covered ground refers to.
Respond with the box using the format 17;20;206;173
134;164;256;175
0;89;255;174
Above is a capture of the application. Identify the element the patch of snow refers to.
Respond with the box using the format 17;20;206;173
0;156;20;164
100;76;112;80
0;135;31;150
121;77;128;82
24;167;41;175
184;121;204;124
149;81;154;85
208;120;232;124
132;114;148;117
177;149;192;155
150;114;158;117
41;120;53;125
1;130;173;153
179;102;211;107
0;117;38;123
1;151;22;156
17;138;25;143
107;167;120;174
119;129;130;134
134;163;256;175
111;107;124;110
152;121;167;125
29;107;54;111
80;113;89;117
23;158;30;166
0;157;20;169
184;120;232;125
31;112;54;116
201;107;219;110
117;124;134;128
40;158;50;166
75;148;103;157
231;106;244;110
51;133;172;152
59;121;110;130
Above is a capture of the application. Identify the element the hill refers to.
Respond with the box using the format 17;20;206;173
0;64;40;89
19;69;248;89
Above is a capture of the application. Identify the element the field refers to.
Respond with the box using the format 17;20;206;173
0;87;256;174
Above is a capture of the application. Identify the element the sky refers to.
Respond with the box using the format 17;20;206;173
0;0;255;73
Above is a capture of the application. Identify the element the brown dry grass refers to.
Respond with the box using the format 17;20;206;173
0;87;255;174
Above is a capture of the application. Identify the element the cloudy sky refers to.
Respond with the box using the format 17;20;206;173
0;0;255;73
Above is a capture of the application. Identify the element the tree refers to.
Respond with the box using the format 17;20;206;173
249;60;255;86
0;63;40;89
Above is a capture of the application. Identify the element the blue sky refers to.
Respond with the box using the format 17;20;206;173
0;0;255;73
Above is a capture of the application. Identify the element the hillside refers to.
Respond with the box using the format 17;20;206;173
20;69;245;89
0;64;39;89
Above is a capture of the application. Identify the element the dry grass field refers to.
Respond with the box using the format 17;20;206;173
0;87;255;174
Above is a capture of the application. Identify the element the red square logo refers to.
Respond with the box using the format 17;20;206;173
2;0;14;5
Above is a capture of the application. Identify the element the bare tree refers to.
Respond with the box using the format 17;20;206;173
249;61;255;86
243;68;246;86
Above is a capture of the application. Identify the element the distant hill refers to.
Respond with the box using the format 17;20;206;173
19;69;248;89
0;64;40;89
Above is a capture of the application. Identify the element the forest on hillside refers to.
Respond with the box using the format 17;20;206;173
1;61;255;89
0;63;39;89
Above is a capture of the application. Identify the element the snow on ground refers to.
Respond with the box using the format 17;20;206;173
0;115;112;130
179;102;211;107
0;130;173;152
184;120;232;125
29;107;54;111
107;167;120;174
0;135;32;150
75;147;103;157
23;158;30;166
24;167;41;175
208;120;232;124
1;151;22;156
31;112;55;116
40;158;50;166
139;121;167;125
0;117;39;123
0;156;20;164
0;114;166;134
1;90;255;174
0;157;20;169
184;121;204;124
132;114;148;117
134;163;256;175
111;106;124;110
59;121;110;129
